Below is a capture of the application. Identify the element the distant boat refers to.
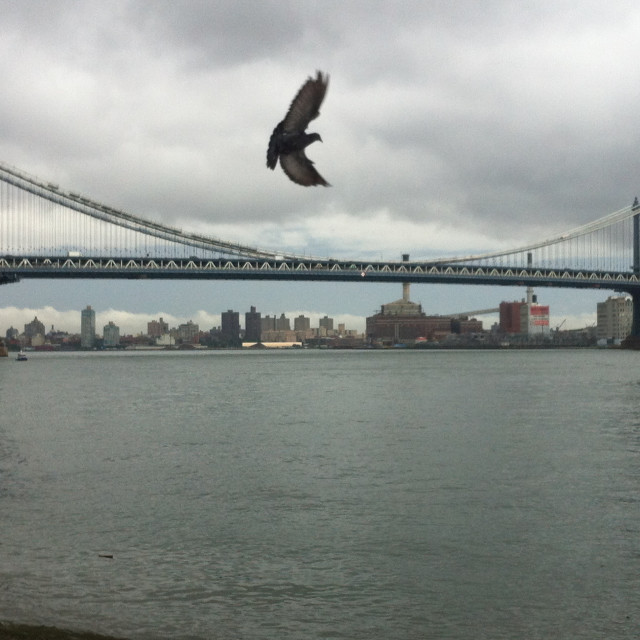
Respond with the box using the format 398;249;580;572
16;351;28;361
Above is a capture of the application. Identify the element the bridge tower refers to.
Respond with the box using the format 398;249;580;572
402;253;411;303
623;198;640;345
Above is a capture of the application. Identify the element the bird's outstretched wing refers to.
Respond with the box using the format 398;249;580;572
280;151;330;187
266;71;330;186
281;71;329;133
266;122;283;170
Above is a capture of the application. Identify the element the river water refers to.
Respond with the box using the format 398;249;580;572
1;349;639;639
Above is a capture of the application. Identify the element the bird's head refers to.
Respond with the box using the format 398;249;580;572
309;132;323;144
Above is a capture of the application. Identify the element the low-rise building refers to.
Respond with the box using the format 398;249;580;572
156;333;175;347
261;329;297;342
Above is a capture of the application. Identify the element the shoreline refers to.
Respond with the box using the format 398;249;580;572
0;622;128;640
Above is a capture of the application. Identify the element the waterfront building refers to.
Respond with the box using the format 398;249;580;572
597;295;632;341
245;306;261;342
24;316;45;342
147;317;169;337
221;310;240;341
292;315;314;341
103;321;120;347
499;289;549;336
261;313;291;333
80;305;96;348
177;320;200;344
525;304;550;336
319;315;334;332
261;315;277;332
156;334;175;347
366;280;429;344
499;301;524;333
30;334;45;347
276;313;290;331
366;280;482;345
261;329;297;343
294;315;310;332
6;326;19;341
453;317;484;334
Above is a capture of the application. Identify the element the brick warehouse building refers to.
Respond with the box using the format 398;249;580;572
499;288;549;336
366;281;482;345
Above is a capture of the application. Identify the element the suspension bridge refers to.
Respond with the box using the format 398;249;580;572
2;160;640;338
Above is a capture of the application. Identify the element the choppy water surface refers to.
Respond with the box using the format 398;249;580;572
1;349;640;639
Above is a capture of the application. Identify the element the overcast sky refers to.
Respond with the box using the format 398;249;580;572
2;0;640;334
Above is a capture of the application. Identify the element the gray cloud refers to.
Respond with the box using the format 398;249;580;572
3;0;640;257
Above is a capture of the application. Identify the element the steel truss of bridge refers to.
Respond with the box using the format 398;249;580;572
2;254;639;293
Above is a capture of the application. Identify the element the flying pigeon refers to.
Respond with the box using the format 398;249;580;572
266;71;330;187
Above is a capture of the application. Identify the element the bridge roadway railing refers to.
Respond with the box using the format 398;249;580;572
2;254;640;292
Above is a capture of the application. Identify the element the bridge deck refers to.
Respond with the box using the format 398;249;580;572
2;254;639;292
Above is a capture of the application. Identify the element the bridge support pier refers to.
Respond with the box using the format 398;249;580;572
622;287;640;349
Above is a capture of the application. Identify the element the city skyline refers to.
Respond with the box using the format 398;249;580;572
5;303;364;340
1;285;612;340
0;282;613;335
7;286;632;347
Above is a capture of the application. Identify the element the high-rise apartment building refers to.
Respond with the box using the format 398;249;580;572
261;315;277;332
24;316;45;340
177;320;199;344
261;314;291;332
276;313;290;331
81;305;96;348
294;315;310;331
103;321;120;347
245;306;261;342
319;315;334;332
221;310;240;340
147;317;169;337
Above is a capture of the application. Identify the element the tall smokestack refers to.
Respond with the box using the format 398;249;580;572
402;254;410;302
